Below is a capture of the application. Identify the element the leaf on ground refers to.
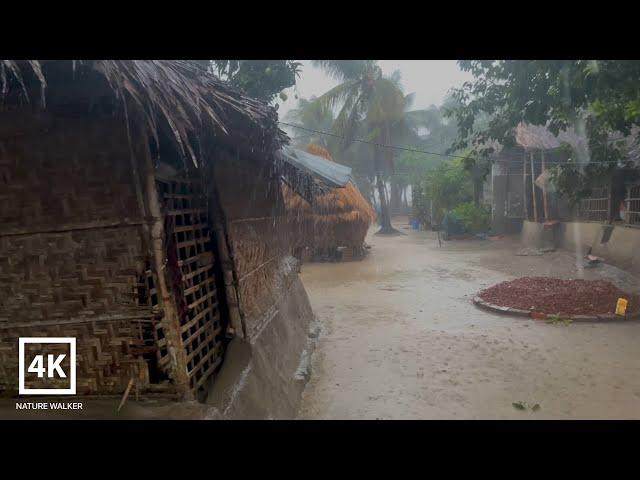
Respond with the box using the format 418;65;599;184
547;316;572;326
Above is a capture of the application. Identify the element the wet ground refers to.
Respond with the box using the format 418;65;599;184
297;218;640;419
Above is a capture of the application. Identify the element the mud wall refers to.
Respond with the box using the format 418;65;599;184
205;271;316;419
557;222;640;274
521;220;557;249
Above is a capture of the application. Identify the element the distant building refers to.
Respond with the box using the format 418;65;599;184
484;123;640;234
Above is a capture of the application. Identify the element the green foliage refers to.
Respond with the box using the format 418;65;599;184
421;158;473;223
411;182;430;226
451;202;490;233
284;96;336;148
447;60;640;200
395;150;444;185
211;60;302;105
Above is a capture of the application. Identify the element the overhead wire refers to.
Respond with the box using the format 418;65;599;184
279;121;639;168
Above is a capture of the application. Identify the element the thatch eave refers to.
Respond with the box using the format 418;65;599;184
0;60;289;166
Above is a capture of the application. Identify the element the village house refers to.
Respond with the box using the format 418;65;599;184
0;60;335;416
485;122;640;273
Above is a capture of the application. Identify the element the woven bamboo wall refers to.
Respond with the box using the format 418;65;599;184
0;115;158;395
212;150;296;341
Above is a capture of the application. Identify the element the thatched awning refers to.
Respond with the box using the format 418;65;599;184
0;60;288;165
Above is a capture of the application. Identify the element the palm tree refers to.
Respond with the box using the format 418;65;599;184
284;96;335;149
311;61;426;233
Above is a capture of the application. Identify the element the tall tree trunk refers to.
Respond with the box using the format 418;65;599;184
373;126;397;234
376;174;394;232
390;180;402;215
374;155;395;233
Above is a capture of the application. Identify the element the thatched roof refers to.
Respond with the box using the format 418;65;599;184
515;122;640;163
515;123;563;150
0;60;288;165
283;144;376;249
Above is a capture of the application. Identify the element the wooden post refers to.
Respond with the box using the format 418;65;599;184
530;151;538;222
141;136;192;400
523;149;529;221
208;160;247;340
541;150;549;222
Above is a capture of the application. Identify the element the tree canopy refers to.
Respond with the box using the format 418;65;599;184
447;60;640;201
211;60;302;105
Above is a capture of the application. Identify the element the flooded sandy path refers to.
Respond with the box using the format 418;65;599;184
297;219;640;419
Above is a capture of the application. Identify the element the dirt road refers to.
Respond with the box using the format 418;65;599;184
297;219;640;419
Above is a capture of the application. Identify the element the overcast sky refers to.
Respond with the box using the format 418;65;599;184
276;60;473;119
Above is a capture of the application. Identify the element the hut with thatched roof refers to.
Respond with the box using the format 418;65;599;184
283;144;376;262
0;60;318;415
486;122;640;234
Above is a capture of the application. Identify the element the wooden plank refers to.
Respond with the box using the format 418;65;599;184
0;220;144;238
0;311;159;330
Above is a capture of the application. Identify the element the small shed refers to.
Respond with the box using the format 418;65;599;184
283;144;376;261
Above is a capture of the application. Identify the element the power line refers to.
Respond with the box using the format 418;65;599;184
280;121;640;167
279;121;470;160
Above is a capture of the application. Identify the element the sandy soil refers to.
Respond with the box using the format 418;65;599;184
297;219;640;419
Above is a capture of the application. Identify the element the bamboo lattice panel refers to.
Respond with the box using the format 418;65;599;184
625;185;640;226
578;186;610;223
158;178;224;394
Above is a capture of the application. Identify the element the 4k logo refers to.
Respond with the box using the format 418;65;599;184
19;338;76;395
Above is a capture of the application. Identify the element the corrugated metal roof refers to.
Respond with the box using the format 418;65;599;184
276;146;352;188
